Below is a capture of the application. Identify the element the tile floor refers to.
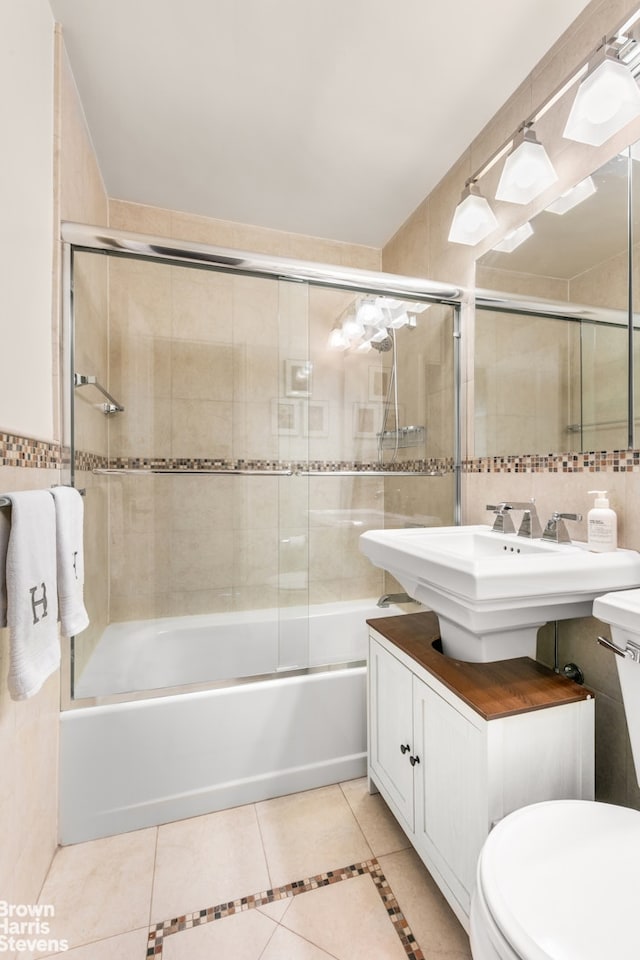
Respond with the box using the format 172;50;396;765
31;779;472;960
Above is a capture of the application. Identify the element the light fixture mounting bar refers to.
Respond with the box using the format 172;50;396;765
465;3;640;190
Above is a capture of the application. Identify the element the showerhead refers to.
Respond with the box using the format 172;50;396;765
370;336;393;352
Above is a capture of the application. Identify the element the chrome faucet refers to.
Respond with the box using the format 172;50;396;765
486;501;541;537
541;512;582;544
376;592;415;608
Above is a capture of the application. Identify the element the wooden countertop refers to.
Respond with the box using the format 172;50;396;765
367;611;594;721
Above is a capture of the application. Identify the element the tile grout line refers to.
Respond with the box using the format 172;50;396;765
147;826;161;931
144;858;424;959
251;801;274;894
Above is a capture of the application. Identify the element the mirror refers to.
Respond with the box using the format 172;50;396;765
475;150;638;457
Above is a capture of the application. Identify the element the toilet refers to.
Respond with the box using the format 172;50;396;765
470;588;640;960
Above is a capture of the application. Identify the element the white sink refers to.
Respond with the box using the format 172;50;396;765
360;524;640;662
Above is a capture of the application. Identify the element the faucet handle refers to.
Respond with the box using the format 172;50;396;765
486;503;516;535
542;511;583;544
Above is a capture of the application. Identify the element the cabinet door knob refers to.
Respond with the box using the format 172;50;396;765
409;755;420;766
400;744;410;754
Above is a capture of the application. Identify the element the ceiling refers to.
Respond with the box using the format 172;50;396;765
49;0;593;247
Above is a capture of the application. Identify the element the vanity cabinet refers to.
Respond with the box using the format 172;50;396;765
368;612;595;932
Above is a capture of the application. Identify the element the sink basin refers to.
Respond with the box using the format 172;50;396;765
360;524;640;662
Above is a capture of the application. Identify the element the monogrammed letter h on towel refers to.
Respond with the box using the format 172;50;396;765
0;491;60;700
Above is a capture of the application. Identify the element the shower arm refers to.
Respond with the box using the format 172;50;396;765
74;374;125;414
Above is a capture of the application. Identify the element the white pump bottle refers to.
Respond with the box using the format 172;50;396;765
587;490;617;552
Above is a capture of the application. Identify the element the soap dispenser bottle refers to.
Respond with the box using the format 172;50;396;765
587;490;617;552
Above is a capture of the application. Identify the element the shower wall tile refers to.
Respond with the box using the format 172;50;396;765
233;400;280;461
169;475;235;531
110;334;172;401
233;343;279;404
279;476;310;528
233;584;281;612
171;528;236;592
167;589;235;617
110;397;173;460
171;398;233;459
233;529;280;587
233;476;279;530
232;275;280;346
172;341;235;401
171;267;234;343
109;257;173;339
110;530;173;598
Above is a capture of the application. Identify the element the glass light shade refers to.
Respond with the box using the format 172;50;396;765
545;176;597;215
447;191;498;245
563;57;640;146
495;134;558;204
492;221;533;253
356;299;382;327
342;315;365;340
328;327;349;350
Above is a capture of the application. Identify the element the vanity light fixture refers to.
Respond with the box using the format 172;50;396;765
495;128;558;205
446;5;640;246
491;221;534;253
545;175;597;214
447;182;498;246
563;46;640;146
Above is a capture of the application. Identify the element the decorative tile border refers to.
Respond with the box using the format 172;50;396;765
145;858;424;959
0;431;61;469
8;429;640;477
77;454;454;475
463;449;640;474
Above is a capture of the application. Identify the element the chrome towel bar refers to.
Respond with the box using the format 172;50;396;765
74;374;125;414
92;467;445;478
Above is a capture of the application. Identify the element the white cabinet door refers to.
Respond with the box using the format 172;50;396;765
412;675;488;910
369;638;415;831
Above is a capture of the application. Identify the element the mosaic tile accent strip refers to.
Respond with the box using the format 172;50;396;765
464;449;640;474
145;858;424;960
0;431;62;469
79;454;455;475
74;449;109;471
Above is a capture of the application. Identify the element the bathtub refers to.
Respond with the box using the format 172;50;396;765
60;599;405;844
73;599;385;699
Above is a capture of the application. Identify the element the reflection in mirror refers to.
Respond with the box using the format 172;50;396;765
475;151;633;457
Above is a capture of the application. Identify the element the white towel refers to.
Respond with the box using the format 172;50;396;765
0;505;9;627
50;487;89;638
4;490;60;700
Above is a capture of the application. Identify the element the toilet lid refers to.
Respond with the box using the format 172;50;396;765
479;800;640;960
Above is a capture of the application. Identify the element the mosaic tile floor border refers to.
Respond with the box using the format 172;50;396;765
145;858;424;960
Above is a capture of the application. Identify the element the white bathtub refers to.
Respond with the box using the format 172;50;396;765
74;599;389;698
60;599;405;843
